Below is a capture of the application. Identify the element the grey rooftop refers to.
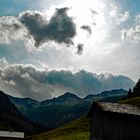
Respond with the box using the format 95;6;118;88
97;102;140;116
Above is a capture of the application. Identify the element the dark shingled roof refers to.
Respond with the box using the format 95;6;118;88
97;102;140;116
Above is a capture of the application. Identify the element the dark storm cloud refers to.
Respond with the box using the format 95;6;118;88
20;8;76;47
0;8;84;55
0;8;77;51
0;64;135;100
81;25;92;34
77;43;84;55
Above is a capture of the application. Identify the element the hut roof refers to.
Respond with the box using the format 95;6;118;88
95;102;140;116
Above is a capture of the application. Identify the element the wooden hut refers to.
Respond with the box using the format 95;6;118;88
88;102;140;140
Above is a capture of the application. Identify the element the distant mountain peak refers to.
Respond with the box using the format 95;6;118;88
83;89;127;102
61;92;80;99
41;92;81;106
54;92;81;103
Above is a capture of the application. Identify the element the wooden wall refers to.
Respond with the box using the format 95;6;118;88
90;108;140;140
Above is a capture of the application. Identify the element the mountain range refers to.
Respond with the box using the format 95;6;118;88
8;89;127;128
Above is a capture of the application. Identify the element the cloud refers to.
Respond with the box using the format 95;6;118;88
90;9;98;16
117;11;129;25
109;4;130;26
0;16;26;43
0;8;77;49
0;64;135;101
122;26;140;42
77;44;84;55
81;25;92;34
0;64;53;100
90;8;98;26
20;8;76;47
121;14;140;42
0;58;8;69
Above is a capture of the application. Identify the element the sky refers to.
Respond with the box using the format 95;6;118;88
0;0;139;100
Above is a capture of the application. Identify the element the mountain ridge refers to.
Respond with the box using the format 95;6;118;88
8;89;127;128
41;92;81;106
0;90;49;135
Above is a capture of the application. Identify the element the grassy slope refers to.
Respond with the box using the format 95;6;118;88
26;116;90;140
120;97;140;107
